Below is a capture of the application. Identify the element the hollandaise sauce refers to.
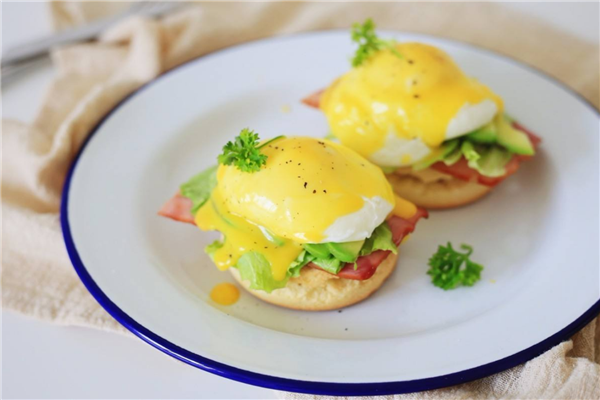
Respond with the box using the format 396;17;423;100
321;43;504;155
393;195;417;219
210;283;240;306
195;189;302;281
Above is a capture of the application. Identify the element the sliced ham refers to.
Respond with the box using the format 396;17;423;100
312;208;428;280
158;192;195;224
301;89;324;109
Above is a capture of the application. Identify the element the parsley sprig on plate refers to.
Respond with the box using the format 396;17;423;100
351;18;402;67
218;128;283;173
427;243;484;290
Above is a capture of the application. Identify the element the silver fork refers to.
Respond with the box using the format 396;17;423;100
2;1;183;83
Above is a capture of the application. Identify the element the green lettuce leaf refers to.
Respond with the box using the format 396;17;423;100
235;252;289;293
359;222;398;256
180;165;218;214
461;142;512;177
205;240;224;261
461;141;480;162
442;146;463;166
311;257;344;275
288;251;315;277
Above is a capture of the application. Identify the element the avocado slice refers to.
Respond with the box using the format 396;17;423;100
303;243;332;259
467;121;498;143
496;115;535;156
327;240;365;263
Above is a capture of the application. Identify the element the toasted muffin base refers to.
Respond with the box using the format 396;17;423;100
230;252;398;311
386;167;491;209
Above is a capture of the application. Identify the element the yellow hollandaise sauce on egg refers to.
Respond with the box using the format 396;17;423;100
320;43;504;165
194;137;397;281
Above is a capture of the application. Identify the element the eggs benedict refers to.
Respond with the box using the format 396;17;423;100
303;20;541;209
159;129;427;310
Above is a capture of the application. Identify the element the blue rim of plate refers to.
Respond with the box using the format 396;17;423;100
60;30;600;396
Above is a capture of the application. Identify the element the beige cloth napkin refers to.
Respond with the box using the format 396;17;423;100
3;2;599;398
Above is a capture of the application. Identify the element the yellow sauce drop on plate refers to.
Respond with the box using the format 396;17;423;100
210;283;240;306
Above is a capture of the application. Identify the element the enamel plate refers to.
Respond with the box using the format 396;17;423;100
62;31;599;395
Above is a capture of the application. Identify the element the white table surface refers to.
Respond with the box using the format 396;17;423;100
2;2;598;399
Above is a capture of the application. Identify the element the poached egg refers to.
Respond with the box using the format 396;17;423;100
320;43;504;167
195;137;415;280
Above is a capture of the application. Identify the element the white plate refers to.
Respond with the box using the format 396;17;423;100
62;31;599;395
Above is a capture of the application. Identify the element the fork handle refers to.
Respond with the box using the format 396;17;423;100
1;9;136;67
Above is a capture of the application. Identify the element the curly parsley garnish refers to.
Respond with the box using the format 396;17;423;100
427;243;484;290
218;129;283;173
351;18;402;67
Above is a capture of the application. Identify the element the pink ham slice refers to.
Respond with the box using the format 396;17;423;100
301;89;324;109
158;192;195;224
312;208;428;280
159;193;428;281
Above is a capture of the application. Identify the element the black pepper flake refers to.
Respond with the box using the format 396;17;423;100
298;163;301;166
323;190;327;193
408;59;414;64
414;94;420;99
313;190;316;194
264;246;268;249
304;182;308;188
338;310;342;313
412;80;418;85
344;328;348;331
